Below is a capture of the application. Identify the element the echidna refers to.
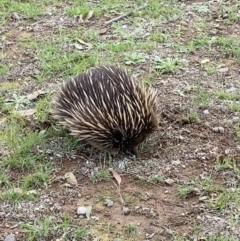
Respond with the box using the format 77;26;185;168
53;66;158;155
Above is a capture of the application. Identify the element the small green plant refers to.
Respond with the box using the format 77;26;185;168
215;156;232;170
124;52;146;65
21;216;90;241
23;169;50;189
0;64;8;75
6;94;30;110
194;5;209;15
216;91;240;101
21;216;55;241
187;112;199;123
36;93;53;121
150;30;168;43
0;173;11;187
154;56;187;74
150;173;164;183
124;224;137;236
0;186;35;205
177;185;192;199
1;121;45;169
90;168;111;183
194;89;210;106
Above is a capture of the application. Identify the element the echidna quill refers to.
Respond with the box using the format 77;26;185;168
53;66;158;155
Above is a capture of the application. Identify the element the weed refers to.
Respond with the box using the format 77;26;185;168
215;156;233;170
194;4;209;15
150;30;168;43
90;168;111;184
124;224;137;236
0;172;11;187
0;186;35;205
0;64;8;75
216;91;240;101
1;121;46;169
36;93;53;121
5;94;30;110
124;52;146;65
150;173;164;184
177;185;192;199
22;169;50;189
21;216;90;240
187;112;199;123
194;89;210;107
154;56;187;74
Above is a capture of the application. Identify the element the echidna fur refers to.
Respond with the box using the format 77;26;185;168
53;66;158;155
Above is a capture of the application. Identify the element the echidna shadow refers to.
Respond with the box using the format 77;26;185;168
53;66;159;156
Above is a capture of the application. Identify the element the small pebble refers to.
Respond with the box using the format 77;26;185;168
122;206;130;215
203;109;210;115
165;178;175;185
104;199;114;207
212;127;224;133
77;206;87;215
11;12;20;21
4;234;15;241
232;116;239;124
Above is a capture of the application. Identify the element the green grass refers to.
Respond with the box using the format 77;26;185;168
0;0;45;22
21;216;90;241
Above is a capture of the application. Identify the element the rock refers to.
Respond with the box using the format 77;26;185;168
104;199;114;207
4;234;16;241
203;109;210;115
122;206;131;215
77;206;86;215
232;116;239;124
11;12;20;21
165;178;175;185
212;127;224;133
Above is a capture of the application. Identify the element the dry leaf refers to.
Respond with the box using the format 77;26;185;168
65;172;78;185
111;170;121;186
77;14;83;22
218;67;229;73
85;10;94;20
86;205;92;220
27;90;45;100
17;108;37;116
77;39;93;49
200;58;210;64
74;43;84;50
14;188;23;194
98;28;108;35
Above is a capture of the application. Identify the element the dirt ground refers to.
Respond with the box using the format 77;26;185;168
1;0;240;240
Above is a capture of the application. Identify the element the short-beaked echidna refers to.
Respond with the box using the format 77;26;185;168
53;66;158;155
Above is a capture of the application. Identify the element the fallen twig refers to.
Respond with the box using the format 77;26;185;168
105;3;148;25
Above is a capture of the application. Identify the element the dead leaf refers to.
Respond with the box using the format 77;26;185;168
65;172;78;185
77;39;93;49
74;43;84;50
17;108;37;116
14;188;23;194
217;67;229;73
77;14;83;22
27;90;45;100
200;58;210;65
85;10;94;20
111;170;121;186
86;205;92;220
98;28;108;35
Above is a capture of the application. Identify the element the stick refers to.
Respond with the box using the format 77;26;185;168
105;3;149;25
